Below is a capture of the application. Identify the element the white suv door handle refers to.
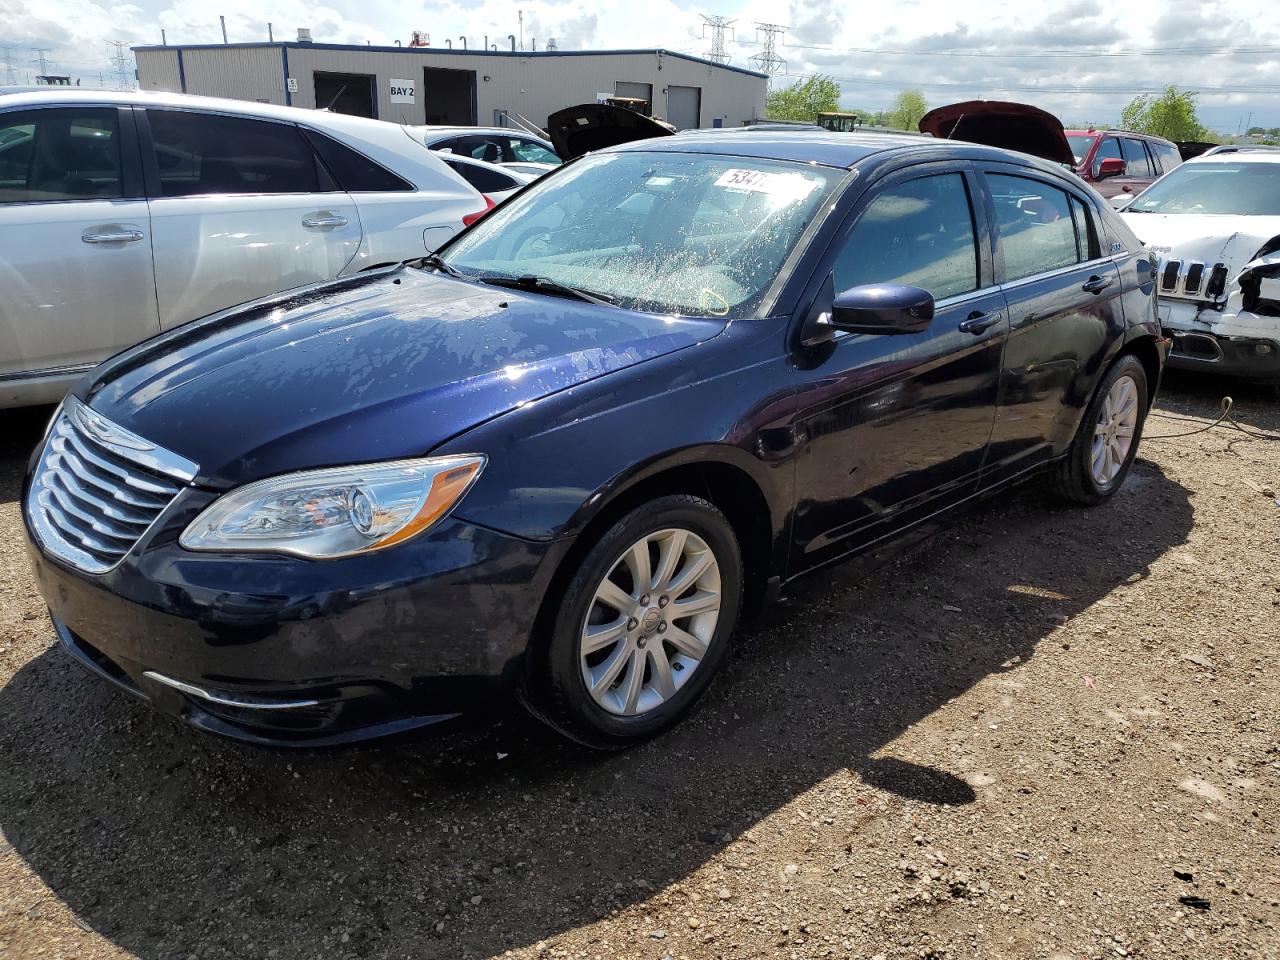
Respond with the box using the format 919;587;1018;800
82;229;144;244
302;215;349;229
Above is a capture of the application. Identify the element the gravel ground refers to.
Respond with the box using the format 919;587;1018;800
0;372;1277;960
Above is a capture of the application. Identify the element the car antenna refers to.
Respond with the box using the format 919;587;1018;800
322;84;347;112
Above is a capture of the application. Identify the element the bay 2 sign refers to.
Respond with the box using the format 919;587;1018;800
390;79;416;104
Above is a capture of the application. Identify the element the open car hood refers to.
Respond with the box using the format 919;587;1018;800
546;104;675;161
918;100;1075;166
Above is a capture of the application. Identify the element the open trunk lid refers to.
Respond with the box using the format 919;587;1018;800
918;100;1075;165
546;103;675;161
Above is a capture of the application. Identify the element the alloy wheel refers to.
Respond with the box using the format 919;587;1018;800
579;528;722;717
1091;374;1139;487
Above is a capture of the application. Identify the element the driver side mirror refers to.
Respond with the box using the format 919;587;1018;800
1096;157;1125;180
830;284;935;335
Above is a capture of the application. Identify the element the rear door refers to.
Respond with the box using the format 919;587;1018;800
0;104;157;380
789;164;1007;569
978;165;1126;483
140;107;361;330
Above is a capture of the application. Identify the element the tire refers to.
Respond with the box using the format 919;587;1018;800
524;494;743;749
1050;353;1149;505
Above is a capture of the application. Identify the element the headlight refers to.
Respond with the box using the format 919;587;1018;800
180;456;485;559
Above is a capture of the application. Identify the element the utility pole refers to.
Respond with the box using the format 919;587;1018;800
748;23;787;82
107;41;133;90
32;48;52;77
700;14;735;65
518;11;524;51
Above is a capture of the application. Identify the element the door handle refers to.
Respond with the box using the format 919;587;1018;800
958;310;1002;335
1082;275;1114;295
302;215;349;228
82;230;144;244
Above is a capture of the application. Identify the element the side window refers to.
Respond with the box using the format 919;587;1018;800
833;173;979;302
443;159;517;194
0;107;122;204
988;174;1084;281
1068;195;1098;261
508;138;560;164
147;110;320;197
1150;141;1181;175
302;129;413;192
1093;136;1123;177
1120;138;1152;177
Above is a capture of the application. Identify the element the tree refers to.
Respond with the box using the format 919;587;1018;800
1247;126;1266;136
1119;86;1208;142
765;76;841;122
885;90;928;131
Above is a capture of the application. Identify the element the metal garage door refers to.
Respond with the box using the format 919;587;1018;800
667;85;701;130
614;81;653;113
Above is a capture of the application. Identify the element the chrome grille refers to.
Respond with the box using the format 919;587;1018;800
27;397;198;574
1158;258;1227;300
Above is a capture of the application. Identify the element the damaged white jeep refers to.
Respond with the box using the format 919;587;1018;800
1120;147;1280;383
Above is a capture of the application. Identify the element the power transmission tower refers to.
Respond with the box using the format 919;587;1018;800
31;48;52;77
748;23;787;81
700;14;735;65
2;48;17;85
107;40;133;90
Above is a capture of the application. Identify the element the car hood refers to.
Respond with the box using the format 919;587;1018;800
918;100;1075;166
1119;213;1280;272
546;104;675;161
81;268;725;489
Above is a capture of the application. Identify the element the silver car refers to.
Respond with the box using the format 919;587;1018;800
0;91;487;408
410;125;562;168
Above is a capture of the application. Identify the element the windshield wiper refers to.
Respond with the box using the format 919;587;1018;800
415;253;465;278
476;274;618;308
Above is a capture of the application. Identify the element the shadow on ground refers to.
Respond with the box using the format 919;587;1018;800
0;431;1195;959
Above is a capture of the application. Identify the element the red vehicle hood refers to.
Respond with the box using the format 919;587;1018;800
919;100;1075;166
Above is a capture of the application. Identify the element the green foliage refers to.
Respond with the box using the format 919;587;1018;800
1247;126;1266;136
884;90;929;131
765;76;841;122
1119;86;1208;142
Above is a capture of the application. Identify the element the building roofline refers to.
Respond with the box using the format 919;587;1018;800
131;42;770;80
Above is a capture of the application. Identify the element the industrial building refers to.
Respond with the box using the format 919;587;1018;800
132;40;768;132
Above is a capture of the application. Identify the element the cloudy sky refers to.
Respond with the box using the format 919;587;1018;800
5;0;1280;131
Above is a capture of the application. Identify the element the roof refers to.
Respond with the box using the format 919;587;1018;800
1187;149;1280;165
1063;128;1175;144
609;129;945;168
131;41;770;80
607;128;1093;179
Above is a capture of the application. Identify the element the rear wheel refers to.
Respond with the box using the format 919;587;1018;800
1051;353;1148;504
526;495;743;749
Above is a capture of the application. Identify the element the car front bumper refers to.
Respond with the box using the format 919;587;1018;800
1159;300;1280;380
24;510;566;747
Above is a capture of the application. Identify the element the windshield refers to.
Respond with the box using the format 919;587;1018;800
439;151;843;318
1066;135;1095;166
1128;161;1280;215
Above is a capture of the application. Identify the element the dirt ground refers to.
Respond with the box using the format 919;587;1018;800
0;371;1277;960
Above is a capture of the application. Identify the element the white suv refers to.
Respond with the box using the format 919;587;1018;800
1120;147;1280;383
0;91;488;407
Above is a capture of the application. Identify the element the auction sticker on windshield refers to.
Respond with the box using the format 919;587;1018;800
715;168;819;201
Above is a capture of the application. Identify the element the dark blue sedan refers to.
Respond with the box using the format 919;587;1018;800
23;131;1166;748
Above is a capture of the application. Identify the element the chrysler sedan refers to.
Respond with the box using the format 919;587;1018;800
24;131;1166;749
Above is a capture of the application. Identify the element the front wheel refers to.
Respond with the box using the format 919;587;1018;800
1051;353;1149;504
526;494;743;749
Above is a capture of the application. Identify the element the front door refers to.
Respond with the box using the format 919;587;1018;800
141;108;361;329
0;105;158;379
790;166;1006;571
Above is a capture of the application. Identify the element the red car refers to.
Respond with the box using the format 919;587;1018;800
917;102;1182;200
1065;128;1182;199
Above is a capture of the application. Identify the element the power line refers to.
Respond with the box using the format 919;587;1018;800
770;40;1280;59
748;22;787;81
700;14;735;65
